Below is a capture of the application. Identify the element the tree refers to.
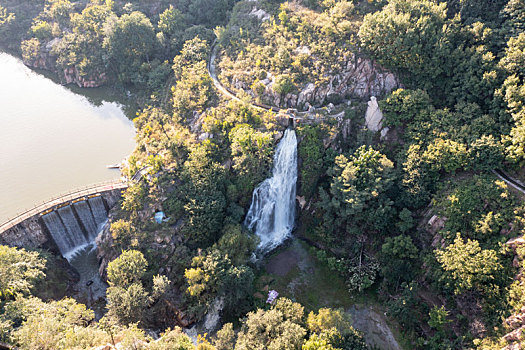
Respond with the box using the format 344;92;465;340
106;249;147;288
428;305;450;332
380;89;433;128
307;308;351;334
380;235;419;290
214;223;258;265
157;5;186;56
359;0;448;87
359;0;498;107
438;176;514;243
172;60;216;122
103;11;157;84
235;298;307;350
435;233;503;294
213;323;236;350
122;182;147;215
106;282;150;325
468;135;504;171
297;125;325;199
0;246;45;299
229;124;274;204
185;249;254;319
321;145;395;239
149;328;195;350
13;297;106;350
106;250;149;325
172;37;210;79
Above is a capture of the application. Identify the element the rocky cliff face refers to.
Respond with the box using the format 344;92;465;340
23;38;107;88
500;236;525;349
224;51;399;111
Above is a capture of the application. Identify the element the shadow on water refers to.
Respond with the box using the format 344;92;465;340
32;67;139;119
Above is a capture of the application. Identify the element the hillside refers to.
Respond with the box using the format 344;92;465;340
1;0;525;349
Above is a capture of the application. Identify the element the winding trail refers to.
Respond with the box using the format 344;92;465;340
493;169;525;195
207;42;315;122
207;43;525;195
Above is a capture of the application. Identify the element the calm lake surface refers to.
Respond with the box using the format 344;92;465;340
0;53;135;223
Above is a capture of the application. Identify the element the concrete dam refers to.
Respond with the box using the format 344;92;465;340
0;181;125;257
41;196;109;259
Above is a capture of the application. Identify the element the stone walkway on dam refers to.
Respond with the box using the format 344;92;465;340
0;179;127;235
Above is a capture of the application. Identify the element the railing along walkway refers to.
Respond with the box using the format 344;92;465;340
0;179;128;234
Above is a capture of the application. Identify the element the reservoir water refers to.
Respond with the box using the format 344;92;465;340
0;52;135;223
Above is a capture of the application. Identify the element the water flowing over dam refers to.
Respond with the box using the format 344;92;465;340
245;129;298;251
41;197;108;260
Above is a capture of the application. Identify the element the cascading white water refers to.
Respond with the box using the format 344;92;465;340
42;198;107;260
245;128;298;252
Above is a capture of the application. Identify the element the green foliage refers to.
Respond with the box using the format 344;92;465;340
0;5;14;31
157;5;186;56
380;234;419;290
359;0;448;86
176;141;227;246
213;323;236;350
12;297;106;350
184;249;254;319
428;305;450;332
387;281;427;332
214;223;258;265
273;74;295;96
360;0;498;107
106;282;150;325
345;256;380;293
149;328;195;350
396;208;415;233
110;219;144;250
107;250;147;288
172;60;216;122
31;20;53;41
437;176;514;244
103;11;157;84
297;125;325;199
235;298;306;350
306;308;351;334
122;182;147;214
218;0;359;108
468;135;505;171
320;145;395;239
435;233;503;295
106;251;170;325
229;124;274;205
21;38;41;64
0;246;45;299
381;89;433;128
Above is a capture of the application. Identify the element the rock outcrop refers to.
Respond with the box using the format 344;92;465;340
365;96;387;132
223;52;400;111
498;236;525;349
23;37;107;88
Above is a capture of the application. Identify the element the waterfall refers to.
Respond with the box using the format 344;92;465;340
42;197;108;260
73;200;98;239
88;196;108;227
245;128;298;252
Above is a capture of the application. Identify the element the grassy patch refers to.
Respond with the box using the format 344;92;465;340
255;240;377;312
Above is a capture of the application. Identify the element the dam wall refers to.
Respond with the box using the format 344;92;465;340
0;181;125;253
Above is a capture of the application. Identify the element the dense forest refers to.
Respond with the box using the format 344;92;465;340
1;0;525;349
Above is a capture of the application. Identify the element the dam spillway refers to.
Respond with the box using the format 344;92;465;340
0;185;123;255
41;197;108;259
